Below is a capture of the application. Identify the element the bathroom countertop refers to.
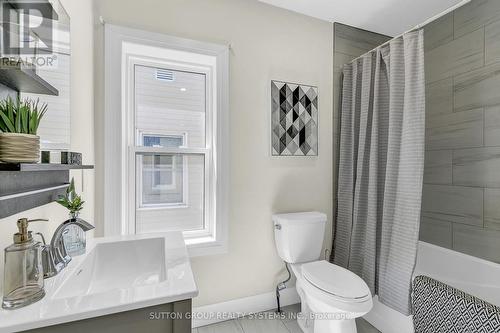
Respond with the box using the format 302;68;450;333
0;232;199;333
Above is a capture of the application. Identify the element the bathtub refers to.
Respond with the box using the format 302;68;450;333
363;241;500;333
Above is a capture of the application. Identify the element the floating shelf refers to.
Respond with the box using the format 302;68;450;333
0;183;68;201
0;183;69;219
0;62;59;96
0;163;93;218
0;163;94;171
0;168;75;219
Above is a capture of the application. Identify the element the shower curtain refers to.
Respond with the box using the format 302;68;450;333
333;30;425;315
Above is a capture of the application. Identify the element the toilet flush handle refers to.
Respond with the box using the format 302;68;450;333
275;224;282;230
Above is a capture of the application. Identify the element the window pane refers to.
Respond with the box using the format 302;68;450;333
143;135;184;148
135;65;206;148
140;154;183;205
136;154;205;234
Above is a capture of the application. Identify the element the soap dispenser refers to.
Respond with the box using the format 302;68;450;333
2;218;47;310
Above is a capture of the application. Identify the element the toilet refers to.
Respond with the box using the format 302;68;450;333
273;212;373;333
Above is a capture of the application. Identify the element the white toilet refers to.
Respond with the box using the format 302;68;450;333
273;212;373;333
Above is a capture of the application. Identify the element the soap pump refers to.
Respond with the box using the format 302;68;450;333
2;218;47;310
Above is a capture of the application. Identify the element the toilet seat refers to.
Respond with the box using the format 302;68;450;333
302;261;371;303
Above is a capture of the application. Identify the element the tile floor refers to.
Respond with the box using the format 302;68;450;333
193;304;380;333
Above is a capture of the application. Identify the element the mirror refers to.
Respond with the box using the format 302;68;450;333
20;2;71;151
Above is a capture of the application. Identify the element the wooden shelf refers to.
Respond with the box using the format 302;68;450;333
0;163;94;171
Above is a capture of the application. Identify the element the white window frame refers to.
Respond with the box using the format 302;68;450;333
104;25;229;256
137;131;188;209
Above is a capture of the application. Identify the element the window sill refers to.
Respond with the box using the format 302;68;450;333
184;235;227;257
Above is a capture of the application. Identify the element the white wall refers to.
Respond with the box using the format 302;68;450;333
93;0;333;306
0;0;94;292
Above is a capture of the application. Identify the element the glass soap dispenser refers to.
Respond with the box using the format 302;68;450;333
2;218;47;310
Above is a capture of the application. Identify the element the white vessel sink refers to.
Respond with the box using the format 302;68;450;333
0;232;198;333
53;237;167;299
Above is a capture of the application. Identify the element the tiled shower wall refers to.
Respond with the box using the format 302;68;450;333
333;23;390;121
420;0;500;263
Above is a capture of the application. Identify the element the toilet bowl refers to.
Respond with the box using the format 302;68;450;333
292;261;373;333
273;212;373;333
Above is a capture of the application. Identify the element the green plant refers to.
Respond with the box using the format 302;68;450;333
57;178;85;218
0;96;48;135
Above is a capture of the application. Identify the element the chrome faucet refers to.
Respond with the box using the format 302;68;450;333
37;218;94;278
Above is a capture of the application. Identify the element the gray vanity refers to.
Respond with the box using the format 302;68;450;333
23;300;192;333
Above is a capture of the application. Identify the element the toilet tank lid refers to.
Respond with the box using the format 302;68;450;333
272;212;327;224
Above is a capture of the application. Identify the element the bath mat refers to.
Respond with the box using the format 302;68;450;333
412;275;500;333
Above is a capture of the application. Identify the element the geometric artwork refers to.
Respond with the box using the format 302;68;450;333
271;80;318;156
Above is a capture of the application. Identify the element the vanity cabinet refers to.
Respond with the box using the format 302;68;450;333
22;299;192;333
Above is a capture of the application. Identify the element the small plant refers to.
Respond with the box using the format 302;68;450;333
57;178;85;219
0;96;48;135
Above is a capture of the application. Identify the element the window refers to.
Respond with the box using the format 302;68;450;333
133;64;207;235
104;25;229;256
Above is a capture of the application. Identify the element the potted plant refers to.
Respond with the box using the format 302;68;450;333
0;96;47;163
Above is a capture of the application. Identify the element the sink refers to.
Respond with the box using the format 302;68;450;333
0;232;199;333
53;237;167;299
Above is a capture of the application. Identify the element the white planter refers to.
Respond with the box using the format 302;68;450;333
0;133;40;163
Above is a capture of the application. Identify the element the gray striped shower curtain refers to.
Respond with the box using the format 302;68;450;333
333;30;425;315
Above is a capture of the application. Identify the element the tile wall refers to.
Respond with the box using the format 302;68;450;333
420;0;500;263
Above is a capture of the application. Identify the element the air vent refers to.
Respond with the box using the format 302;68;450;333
156;69;174;82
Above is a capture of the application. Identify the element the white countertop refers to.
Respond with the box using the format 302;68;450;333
0;232;198;333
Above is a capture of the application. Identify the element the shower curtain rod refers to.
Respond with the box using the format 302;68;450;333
348;0;471;64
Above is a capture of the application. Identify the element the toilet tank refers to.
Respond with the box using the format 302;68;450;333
273;212;327;264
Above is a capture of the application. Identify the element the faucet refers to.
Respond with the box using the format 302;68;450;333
37;218;94;278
